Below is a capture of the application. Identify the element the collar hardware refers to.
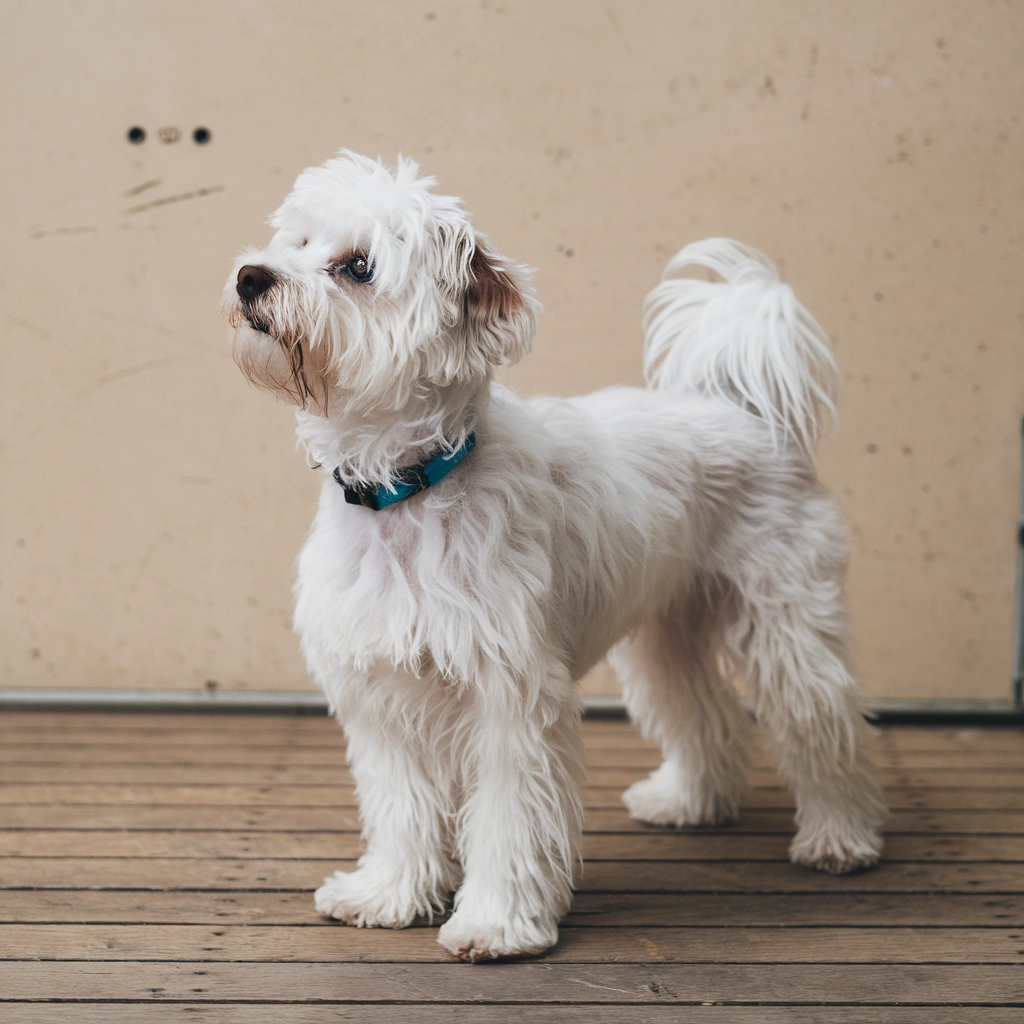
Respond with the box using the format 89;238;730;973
334;433;476;511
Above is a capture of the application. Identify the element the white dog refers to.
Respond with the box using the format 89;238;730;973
224;150;886;962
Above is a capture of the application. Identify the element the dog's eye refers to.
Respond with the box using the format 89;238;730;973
344;255;374;283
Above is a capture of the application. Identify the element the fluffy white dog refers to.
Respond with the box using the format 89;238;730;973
224;150;886;962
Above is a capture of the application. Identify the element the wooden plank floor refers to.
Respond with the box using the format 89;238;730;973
1;712;1023;1022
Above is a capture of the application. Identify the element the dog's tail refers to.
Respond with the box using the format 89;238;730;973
643;238;838;459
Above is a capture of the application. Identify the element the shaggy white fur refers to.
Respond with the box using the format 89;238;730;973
224;150;886;962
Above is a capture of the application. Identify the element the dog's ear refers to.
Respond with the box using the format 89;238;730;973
462;235;538;368
438;227;539;371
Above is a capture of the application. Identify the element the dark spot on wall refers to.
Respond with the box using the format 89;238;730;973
127;126;145;143
865;443;878;454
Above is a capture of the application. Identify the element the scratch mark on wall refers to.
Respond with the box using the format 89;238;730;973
89;356;180;389
90;309;189;341
602;4;632;56
124;179;162;197
30;225;97;240
126;185;225;215
802;44;820;121
5;316;53;341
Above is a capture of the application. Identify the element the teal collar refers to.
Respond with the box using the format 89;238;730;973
335;434;476;511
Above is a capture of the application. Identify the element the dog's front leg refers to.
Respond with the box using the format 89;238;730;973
315;707;459;928
437;680;585;961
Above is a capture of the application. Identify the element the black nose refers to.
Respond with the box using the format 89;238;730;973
236;264;276;302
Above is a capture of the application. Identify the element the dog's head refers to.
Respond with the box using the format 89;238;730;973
223;150;540;416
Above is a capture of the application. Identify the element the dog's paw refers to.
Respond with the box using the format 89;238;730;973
789;823;883;875
314;868;436;928
437;909;558;962
622;771;739;828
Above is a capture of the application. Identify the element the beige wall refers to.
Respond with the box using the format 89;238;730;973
2;1;1022;699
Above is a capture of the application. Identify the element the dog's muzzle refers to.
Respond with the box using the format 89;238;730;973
236;265;276;334
236;264;276;302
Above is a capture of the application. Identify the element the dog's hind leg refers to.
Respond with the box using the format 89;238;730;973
609;589;755;828
725;492;886;874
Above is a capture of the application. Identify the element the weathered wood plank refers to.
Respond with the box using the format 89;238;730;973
0;727;336;748
0;737;667;755
8;1006;1023;1024
1;961;1020;1004
1;922;1021;963
2;718;1020;750
3;890;1020;928
0;712;339;732
579;859;1024;893
2;742;1020;770
4;716;1015;749
876;728;1024;750
0;764;361;785
5;803;1020;835
4;783;1024;810
5;762;1021;787
2;829;1020;861
2;857;1021;893
0;804;367;831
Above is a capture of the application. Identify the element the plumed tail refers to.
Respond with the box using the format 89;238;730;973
643;238;838;459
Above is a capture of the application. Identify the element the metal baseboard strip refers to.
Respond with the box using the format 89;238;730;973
0;688;1021;724
865;698;1022;724
0;688;331;714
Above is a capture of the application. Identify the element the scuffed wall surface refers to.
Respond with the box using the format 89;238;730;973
1;1;1021;697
